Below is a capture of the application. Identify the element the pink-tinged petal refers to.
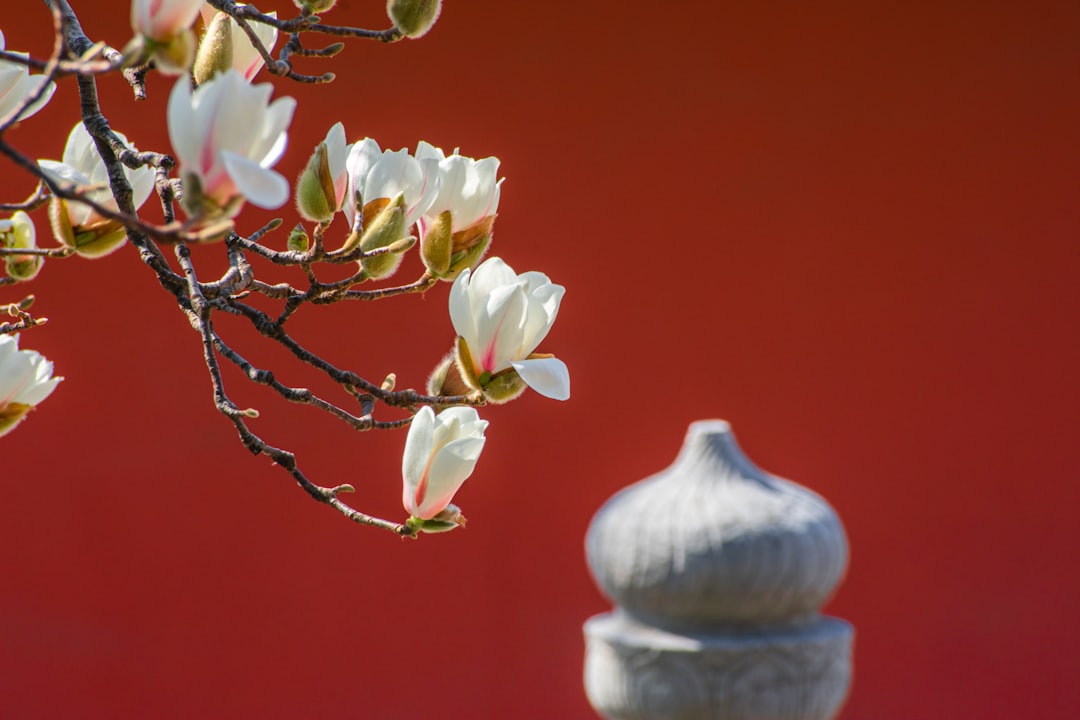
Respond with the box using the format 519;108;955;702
220;151;289;209
401;406;436;513
417;436;486;518
511;357;570;401
139;0;204;40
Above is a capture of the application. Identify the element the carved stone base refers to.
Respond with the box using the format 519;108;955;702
584;612;853;720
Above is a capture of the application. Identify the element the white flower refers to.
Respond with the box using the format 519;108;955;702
341;138;440;231
167;69;296;217
450;257;570;401
0;31;56;122
0;334;61;438
415;142;502;233
131;0;204;42
39;123;155;228
401;405;487;520
0;211;41;280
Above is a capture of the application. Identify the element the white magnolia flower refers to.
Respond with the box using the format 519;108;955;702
402;405;487;520
167;69;296;217
415;141;502;233
0;211;41;280
0;31;56;122
0;334;61;438
39;123;155;228
342;138;440;231
131;0;204;42
450;257;570;401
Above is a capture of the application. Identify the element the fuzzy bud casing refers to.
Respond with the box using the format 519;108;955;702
193;12;234;85
2;211;42;280
287;224;310;252
294;0;338;13
387;0;442;38
358;194;408;279
296;141;336;223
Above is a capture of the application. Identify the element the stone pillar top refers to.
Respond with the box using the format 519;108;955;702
586;420;849;631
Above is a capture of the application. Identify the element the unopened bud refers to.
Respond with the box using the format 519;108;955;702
296;141;336;223
2;211;43;280
419;209;452;277
452;336;484;393
358;194;408;279
427;352;474;397
387;0;442;38
380;373;397;392
192;12;234;85
294;0;338;13
480;368;527;404
287;224;310;252
444;215;494;280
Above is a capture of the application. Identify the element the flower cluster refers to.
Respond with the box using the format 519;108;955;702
0;0;569;537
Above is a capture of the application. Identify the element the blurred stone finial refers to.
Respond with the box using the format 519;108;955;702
583;420;854;719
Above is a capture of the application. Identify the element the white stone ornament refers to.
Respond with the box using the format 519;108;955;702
584;420;853;720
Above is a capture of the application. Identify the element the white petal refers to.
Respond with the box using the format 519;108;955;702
511;357;570;401
519;278;565;356
17;373;60;406
221;151;288;209
254;95;297;167
402;405;435;492
420;435;485;515
448;267;477;340
167;76;198;167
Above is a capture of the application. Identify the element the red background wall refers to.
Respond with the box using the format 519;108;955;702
2;1;1078;717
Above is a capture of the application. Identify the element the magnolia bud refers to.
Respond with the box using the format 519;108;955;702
2;211;43;280
287;224;310;252
296;141;336;223
387;0;442;38
192;12;234;85
452;336;483;393
427;352;474;398
445;215;494;280
294;0;337;13
479;368;527;404
358;194;408;279
419;210;452;277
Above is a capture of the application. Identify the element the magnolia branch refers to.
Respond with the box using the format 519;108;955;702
2;0;481;534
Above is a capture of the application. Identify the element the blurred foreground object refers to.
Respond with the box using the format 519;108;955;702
584;420;853;719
